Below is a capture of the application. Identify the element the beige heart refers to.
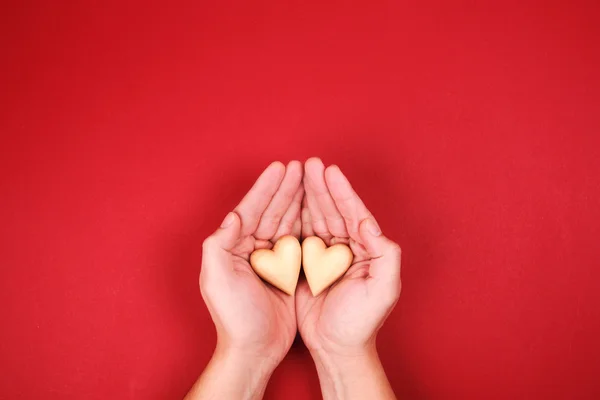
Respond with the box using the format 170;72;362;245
249;235;301;295
302;236;354;296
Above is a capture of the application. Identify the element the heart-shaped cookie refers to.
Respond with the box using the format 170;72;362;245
302;236;354;296
249;235;301;295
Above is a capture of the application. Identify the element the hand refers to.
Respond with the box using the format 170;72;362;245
187;161;303;400
296;157;401;399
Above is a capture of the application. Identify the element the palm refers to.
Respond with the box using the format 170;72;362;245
200;161;303;363
296;158;397;353
297;242;381;350
223;236;297;356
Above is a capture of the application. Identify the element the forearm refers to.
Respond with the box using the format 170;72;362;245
185;347;276;400
311;344;396;400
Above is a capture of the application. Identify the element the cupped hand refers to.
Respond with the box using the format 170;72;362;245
200;161;303;368
296;157;402;357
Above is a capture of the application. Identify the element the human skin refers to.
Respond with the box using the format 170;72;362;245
296;157;401;400
185;161;304;400
186;158;401;400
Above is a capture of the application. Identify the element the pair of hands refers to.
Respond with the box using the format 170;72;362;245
188;158;401;400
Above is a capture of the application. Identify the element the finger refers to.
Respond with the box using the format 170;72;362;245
301;195;315;238
294;278;313;317
292;214;301;238
359;218;401;291
201;212;242;279
305;157;348;238
204;212;242;251
255;161;303;239
303;159;332;243
325;165;379;242
254;238;274;250
273;185;304;241
234;161;286;236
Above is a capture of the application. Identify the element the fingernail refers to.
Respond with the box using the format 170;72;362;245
221;212;234;228
366;218;381;236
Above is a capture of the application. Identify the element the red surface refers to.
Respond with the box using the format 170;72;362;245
1;1;600;399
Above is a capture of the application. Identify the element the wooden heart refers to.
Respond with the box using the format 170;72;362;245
302;236;354;296
250;235;301;295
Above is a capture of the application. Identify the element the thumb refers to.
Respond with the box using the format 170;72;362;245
359;218;402;284
203;212;242;253
201;212;242;287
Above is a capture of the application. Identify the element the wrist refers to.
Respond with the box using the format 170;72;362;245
311;339;375;360
311;342;379;377
311;344;378;397
310;343;395;400
213;343;279;378
186;345;277;400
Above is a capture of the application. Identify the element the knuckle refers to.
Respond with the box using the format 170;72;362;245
314;225;328;235
313;222;331;238
270;209;284;223
345;217;357;229
283;186;298;199
277;218;294;233
257;215;284;238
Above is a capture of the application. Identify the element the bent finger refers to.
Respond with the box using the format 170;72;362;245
234;161;285;236
255;160;303;239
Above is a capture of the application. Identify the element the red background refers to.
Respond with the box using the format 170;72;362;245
1;1;599;399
